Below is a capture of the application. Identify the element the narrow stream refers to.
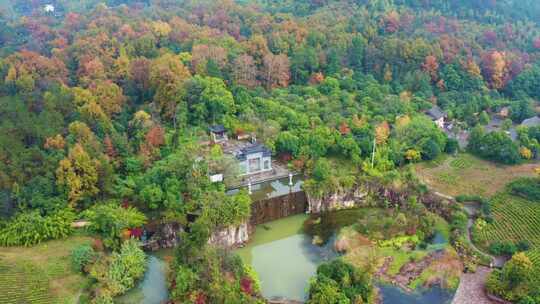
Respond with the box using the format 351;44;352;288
235;213;455;303
116;255;169;304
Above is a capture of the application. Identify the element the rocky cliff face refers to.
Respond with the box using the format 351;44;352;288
144;222;182;251
208;222;250;248
307;187;368;213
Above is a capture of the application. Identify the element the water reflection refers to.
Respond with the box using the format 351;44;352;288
378;285;454;304
250;233;337;301
237;214;456;303
116;255;169;304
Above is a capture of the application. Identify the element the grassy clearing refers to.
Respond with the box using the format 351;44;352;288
414;153;538;196
335;209;460;291
408;249;462;290
378;247;428;276
0;235;94;304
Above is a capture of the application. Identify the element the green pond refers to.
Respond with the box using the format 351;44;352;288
235;212;455;303
116;252;170;304
236;214;336;301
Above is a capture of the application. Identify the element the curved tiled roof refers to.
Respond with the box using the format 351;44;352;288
235;143;272;161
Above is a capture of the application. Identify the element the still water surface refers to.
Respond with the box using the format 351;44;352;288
235;214;455;303
116;255;169;304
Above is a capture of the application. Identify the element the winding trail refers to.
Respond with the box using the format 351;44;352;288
431;190;505;267
461;202;506;268
430;189;506;304
465;218;506;268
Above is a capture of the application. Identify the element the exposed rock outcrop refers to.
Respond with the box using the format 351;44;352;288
208;222;250;248
144;222;182;251
306;187;368;213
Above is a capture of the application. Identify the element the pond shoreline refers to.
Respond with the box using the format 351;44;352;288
235;210;457;304
115;253;170;304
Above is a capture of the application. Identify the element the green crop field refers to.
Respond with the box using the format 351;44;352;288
525;249;540;284
474;194;540;250
0;261;52;304
0;235;93;304
473;193;540;284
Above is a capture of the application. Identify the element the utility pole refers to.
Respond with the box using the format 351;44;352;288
371;136;376;168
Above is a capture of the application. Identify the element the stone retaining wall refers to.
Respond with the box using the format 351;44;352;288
250;191;307;225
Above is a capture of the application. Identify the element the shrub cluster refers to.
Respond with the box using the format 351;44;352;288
507;178;540;201
308;259;374;304
82;202;147;250
89;240;147;302
486;253;538;303
71;244;96;272
489;240;530;256
0;209;75;246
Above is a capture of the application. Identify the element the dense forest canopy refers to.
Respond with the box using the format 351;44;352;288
1;0;540;213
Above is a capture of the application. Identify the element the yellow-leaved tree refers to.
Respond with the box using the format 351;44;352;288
375;121;390;145
56;143;99;206
520;147;533;160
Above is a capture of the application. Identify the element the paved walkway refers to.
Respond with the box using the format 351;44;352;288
452;266;494;304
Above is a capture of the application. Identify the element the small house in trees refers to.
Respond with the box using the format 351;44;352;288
209;125;228;143
235;143;272;175
521;116;540;128
426;106;447;129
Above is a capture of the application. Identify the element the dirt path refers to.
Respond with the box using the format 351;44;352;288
429;186;505;268
466;218;506;268
452;266;494;304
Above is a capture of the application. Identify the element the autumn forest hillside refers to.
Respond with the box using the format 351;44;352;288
2;0;540;303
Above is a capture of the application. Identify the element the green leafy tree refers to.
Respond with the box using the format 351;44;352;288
479;111;491;125
487;252;534;302
276;131;300;156
185;76;236;124
83;202;147;250
90;239;146;299
395;116;447;160
308;259;374;304
468;129;521;164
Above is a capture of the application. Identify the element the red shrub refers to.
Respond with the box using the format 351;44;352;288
130;227;143;238
92;238;104;252
195;293;206;304
406;225;417;236
240;277;253;295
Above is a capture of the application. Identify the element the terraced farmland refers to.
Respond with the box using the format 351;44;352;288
0;235;93;303
474;194;540;250
0;260;52;304
525;249;540;284
473;193;540;285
